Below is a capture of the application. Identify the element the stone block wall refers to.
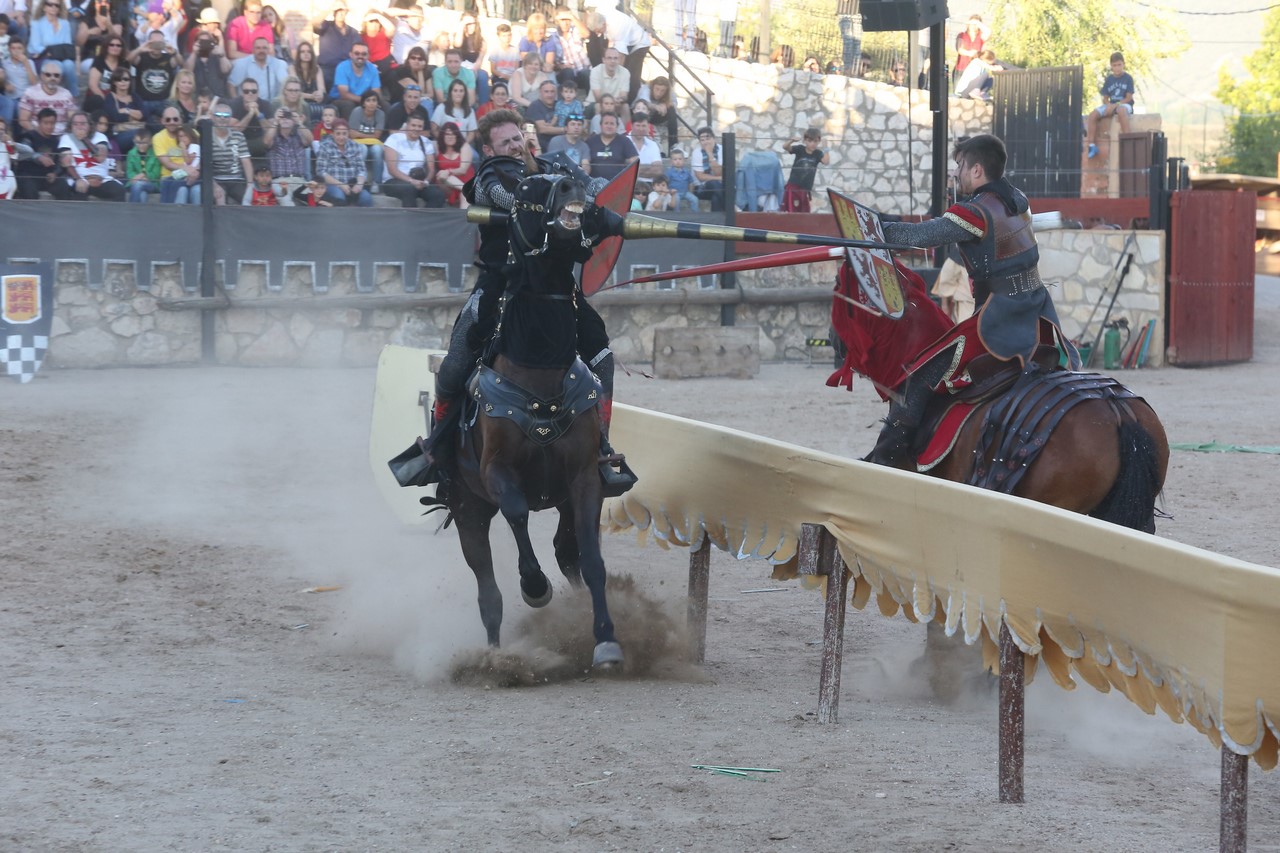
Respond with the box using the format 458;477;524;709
645;52;993;215
45;229;1164;370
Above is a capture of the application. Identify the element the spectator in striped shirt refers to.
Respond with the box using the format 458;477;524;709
208;104;254;204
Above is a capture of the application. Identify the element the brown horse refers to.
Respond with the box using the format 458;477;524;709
427;173;623;669
830;260;1169;531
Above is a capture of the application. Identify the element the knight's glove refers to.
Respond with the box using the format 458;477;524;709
583;205;626;241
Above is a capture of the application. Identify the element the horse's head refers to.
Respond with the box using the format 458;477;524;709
510;173;590;257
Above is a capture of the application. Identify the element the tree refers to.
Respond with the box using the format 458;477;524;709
1214;8;1280;176
986;0;1187;85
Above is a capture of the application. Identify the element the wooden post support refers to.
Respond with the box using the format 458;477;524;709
798;523;849;724
1220;746;1249;853
998;621;1025;804
687;538;711;664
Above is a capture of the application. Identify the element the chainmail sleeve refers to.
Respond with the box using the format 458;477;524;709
475;177;517;212
585;176;609;201
883;217;975;250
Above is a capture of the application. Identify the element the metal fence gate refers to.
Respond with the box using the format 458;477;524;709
1166;190;1256;366
992;66;1084;199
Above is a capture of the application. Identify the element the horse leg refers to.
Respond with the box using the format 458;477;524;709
484;464;553;608
451;489;504;647
569;479;622;668
553;505;584;588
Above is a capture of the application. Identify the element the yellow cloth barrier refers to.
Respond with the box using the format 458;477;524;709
604;404;1280;769
369;344;1280;768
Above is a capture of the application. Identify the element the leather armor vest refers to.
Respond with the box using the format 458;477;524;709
957;190;1042;306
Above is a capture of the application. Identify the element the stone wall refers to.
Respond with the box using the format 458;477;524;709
45;228;1165;370
647;52;993;215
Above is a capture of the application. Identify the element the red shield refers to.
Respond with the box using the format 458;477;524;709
581;161;639;297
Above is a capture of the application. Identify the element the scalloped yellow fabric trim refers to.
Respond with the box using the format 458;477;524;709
604;404;1280;770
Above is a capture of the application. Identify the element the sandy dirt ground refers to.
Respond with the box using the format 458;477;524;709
4;281;1280;852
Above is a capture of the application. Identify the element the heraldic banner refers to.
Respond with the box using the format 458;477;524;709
0;263;55;384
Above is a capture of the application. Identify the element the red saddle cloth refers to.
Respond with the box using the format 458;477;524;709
916;399;981;471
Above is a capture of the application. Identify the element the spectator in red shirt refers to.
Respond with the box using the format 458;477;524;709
225;0;274;61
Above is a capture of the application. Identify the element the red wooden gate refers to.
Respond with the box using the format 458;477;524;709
1167;190;1256;366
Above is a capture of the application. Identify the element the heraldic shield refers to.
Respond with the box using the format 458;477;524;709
0;263;55;384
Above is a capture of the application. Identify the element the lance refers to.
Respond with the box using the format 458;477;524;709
616;245;845;288
464;208;920;254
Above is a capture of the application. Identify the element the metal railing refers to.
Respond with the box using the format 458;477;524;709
647;30;715;136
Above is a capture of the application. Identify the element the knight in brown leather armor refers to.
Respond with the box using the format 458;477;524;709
865;133;1079;468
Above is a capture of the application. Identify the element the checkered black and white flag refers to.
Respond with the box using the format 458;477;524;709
1;333;49;384
0;264;55;385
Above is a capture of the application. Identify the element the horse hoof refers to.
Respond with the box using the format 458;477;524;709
521;580;553;608
592;641;624;669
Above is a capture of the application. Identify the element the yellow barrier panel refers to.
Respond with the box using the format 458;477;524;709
604;404;1280;770
371;344;1280;769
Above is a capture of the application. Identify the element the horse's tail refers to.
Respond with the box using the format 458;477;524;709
1091;418;1163;533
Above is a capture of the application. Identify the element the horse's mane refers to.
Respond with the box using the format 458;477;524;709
827;261;954;398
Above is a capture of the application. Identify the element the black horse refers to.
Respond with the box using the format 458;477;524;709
398;173;627;669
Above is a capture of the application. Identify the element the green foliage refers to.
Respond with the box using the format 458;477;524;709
986;0;1187;87
1214;8;1280;174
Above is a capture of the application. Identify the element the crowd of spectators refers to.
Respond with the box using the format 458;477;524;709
0;0;694;206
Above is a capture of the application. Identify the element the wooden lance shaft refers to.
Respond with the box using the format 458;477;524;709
464;207;919;253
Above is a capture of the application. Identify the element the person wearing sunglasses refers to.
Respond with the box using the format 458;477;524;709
16;59;75;135
206;104;254;205
227;77;267;160
28;0;78;96
329;42;381;119
83;35;126;112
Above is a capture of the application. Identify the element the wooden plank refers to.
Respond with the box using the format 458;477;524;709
799;524;849;724
653;325;761;379
998;621;1026;804
687;538;710;664
1220;747;1249;853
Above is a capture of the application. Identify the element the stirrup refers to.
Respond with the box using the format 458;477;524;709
598;447;637;498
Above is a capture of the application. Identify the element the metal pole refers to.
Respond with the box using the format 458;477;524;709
686;537;710;664
720;131;736;326
998;621;1025;804
198;116;216;363
928;20;948;219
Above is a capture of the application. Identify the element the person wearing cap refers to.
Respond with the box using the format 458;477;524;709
185;8;223;56
311;1;360;91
